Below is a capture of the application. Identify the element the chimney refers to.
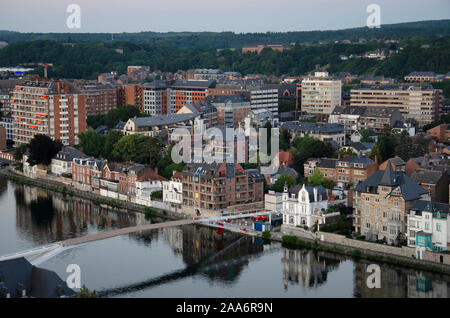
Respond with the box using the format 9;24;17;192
154;167;158;175
338;153;341;160
57;82;61;93
374;155;378;165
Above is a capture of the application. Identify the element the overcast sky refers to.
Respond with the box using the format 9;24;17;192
1;0;449;33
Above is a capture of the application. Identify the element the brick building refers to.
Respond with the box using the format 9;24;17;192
12;80;86;146
181;162;264;213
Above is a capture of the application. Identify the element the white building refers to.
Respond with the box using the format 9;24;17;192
246;86;279;121
51;147;88;176
407;200;450;256
265;191;283;212
162;171;183;207
301;72;342;116
135;174;167;206
282;184;337;228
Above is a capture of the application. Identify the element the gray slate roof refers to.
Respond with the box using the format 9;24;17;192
288;184;328;202
131;113;197;127
411;169;444;185
354;165;428;201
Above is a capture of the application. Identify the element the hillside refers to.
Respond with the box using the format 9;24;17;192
0;19;449;49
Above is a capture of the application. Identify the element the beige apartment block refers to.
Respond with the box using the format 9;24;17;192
350;85;441;127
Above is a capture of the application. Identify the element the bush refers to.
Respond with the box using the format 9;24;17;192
78;285;97;298
356;235;366;241
262;231;271;239
352;249;361;259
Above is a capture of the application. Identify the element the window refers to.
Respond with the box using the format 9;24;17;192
436;223;441;232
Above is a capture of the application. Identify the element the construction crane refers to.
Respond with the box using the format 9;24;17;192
19;62;53;78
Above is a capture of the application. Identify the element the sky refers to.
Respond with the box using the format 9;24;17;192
0;0;449;33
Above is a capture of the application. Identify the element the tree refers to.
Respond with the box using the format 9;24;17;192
369;144;382;163
395;130;413;161
360;128;375;143
77;129;106;158
279;129;290;151
103;130;124;161
27;135;59;166
78;285;97;298
14;143;28;162
290;136;334;177
112;134;163;166
309;168;324;187
376;130;397;163
272;174;295;193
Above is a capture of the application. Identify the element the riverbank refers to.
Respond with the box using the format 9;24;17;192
0;168;181;221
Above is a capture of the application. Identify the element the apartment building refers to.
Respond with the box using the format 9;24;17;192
407;200;450;254
141;80;215;115
11;80;86;146
353;164;430;244
0;116;13;141
124;84;144;110
80;82;117;115
301;72;342;116
304;155;378;187
169;80;215;114
181;162;264;213
243;85;279;120
329;106;403;134
350;85;441;127
210;94;252;127
143;81;168;115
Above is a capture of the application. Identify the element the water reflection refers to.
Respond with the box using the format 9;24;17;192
354;261;450;298
13;183;147;245
282;248;341;290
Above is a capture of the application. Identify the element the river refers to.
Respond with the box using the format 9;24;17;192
0;178;449;298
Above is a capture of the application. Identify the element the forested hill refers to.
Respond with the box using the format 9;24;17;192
1;19;450;49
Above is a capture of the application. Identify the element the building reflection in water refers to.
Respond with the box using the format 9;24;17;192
353;262;450;298
0;177;8;198
281;248;341;290
14;184;147;245
161;224;265;283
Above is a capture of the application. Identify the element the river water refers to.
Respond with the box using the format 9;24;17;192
1;178;449;298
